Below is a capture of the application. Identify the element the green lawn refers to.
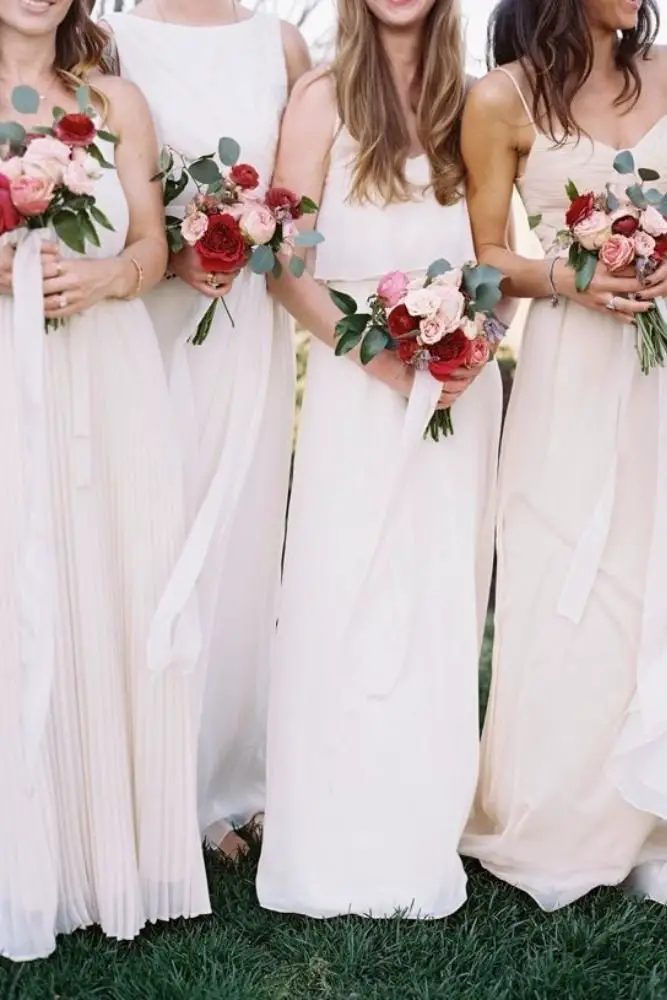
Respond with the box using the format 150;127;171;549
4;620;667;998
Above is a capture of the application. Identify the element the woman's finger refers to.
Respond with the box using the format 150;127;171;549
42;274;77;296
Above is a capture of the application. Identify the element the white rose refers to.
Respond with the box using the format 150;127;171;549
432;267;463;290
640;205;667;238
404;287;442;318
573;210;612;251
434;284;466;334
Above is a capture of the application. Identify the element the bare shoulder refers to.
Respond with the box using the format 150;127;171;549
280;19;312;89
89;74;152;132
465;63;527;120
287;65;335;119
126;0;161;18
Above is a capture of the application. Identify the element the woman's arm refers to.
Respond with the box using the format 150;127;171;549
461;71;651;322
280;19;312;91
43;77;168;318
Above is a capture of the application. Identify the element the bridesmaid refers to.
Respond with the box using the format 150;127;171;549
257;0;502;918
0;0;207;961
103;0;309;857
461;0;667;908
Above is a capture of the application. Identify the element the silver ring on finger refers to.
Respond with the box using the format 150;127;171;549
59;293;68;310
606;294;618;311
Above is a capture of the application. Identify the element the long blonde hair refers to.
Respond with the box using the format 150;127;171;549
334;0;466;206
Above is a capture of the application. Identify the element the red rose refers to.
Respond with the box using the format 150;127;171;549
54;113;98;147
427;329;471;381
611;214;640;237
653;235;667;262
396;338;419;365
195;212;249;273
229;163;260;190
565;192;595;229
0;173;22;235
265;186;302;219
387;303;418;339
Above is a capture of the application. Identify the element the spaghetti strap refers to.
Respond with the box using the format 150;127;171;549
496;66;539;136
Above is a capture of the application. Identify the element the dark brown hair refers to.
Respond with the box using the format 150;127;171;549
334;0;466;206
56;0;108;76
487;0;660;140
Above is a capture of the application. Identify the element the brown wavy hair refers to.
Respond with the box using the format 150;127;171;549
56;0;108;77
487;0;660;141
334;0;466;206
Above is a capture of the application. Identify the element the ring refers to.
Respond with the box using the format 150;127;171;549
59;293;68;310
206;273;222;289
606;295;617;311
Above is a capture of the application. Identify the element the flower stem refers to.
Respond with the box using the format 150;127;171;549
424;408;454;441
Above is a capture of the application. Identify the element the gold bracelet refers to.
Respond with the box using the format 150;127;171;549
125;256;144;299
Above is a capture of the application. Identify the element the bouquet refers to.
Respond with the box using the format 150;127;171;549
0;85;117;329
154;137;321;344
558;149;667;373
331;259;507;439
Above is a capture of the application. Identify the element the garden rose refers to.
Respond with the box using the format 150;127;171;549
230;163;260;191
62;158;94;196
573;210;612;251
419;313;447;346
404;287;442;318
181;210;209;245
599;234;635;273
396;337;419;365
0;174;22;234
654;235;667;261
195;213;248;272
10;175;54;216
54;113;97;147
640;206;667;238
377;270;409;308
634;231;656;259
72;148;101;179
433;284;466;334
566;192;595;228
0;157;23;182
240;202;276;245
611;213;640;237
467;336;491;368
427;329;471;381
265;186;302;219
22;136;70;183
432;267;463;289
462;316;483;340
387;303;418;339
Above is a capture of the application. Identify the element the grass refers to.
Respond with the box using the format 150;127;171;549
4;620;667;999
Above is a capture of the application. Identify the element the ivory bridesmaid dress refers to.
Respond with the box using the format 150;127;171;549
0;136;208;961
106;11;295;845
256;127;502;918
462;70;667;909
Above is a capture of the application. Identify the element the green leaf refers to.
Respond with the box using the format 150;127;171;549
340;312;370;336
567;242;581;271
0;120;26;144
97;129;118;145
299;195;318;215
89;204;115;232
473;281;503;313
164;171;189;206
660;195;667;219
464;263;503;295
644;187;664;206
53;210;86;255
288;256;305;278
159;147;173;174
626;183;647;209
329;288;358;315
218;137;240;167
189;157;221;185
360;325;390;365
30;126;54;136
565;179;580;200
52;106;66;122
76;86;90;113
527;214;542;230
639;167;660;182
334;324;362;356
426;258;451;279
293;229;324;247
87;143;114;170
605;188;620;213
167;228;184;254
613;150;635;175
272;257;283;280
250;245;275;274
11;85;40;114
80;212;100;248
575;252;597;292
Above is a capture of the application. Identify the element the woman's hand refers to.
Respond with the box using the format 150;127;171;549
554;258;652;322
0;242;61;297
42;252;136;320
169;246;239;298
435;362;485;410
638;260;667;303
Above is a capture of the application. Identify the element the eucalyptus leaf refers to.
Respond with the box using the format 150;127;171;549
426;258;451;279
294;229;324;247
473;281;503;313
97;129;118;145
360;325;390;365
11;85;40;114
164;171;189;206
250;245;275;274
527;214;542;230
288;256;305;278
53;210;86;255
76;86;90;114
660;195;667;219
464;263;503;295
638;167;661;182
626;183;647;209
0;121;26;144
644;188;664;206
329;288;358;315
218;137;240;167
188;157;221;185
613;150;635;175
52;106;66;122
565;179;580;200
605;189;620;213
299;195;318;215
334;327;362;356
90;204;114;232
272;258;283;280
575;252;598;292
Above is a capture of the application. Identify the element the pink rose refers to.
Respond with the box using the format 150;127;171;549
599;234;635;273
640;206;667;238
462;314;485;340
22;136;71;184
432;267;463;290
377;270;409;308
181;210;209;245
634;231;656;259
62;158;94;196
240;203;276;246
0;157;23;182
467;335;491;368
434;283;466;334
10;175;54;216
573;210;612;251
419;312;447;346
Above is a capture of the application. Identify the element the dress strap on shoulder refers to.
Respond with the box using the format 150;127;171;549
495;67;539;136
